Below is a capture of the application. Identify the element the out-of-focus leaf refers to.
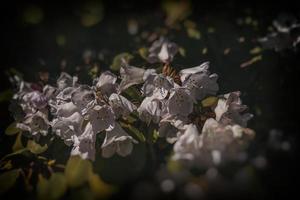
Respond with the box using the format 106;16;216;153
56;34;66;46
65;156;92;188
187;28;201;39
110;52;133;71
80;0;104;27
0;89;13;102
37;173;67;200
88;172;114;199
167;159;182;174
123;87;142;102
5;122;21;136
0;169;20;194
250;47;262;55
120;122;145;142
202;47;208;55
178;47;186;57
0;160;13;170
23;5;44;25
201;96;218;107
0;148;29;163
27;140;48;154
138;47;148;60
240;55;262;68
152;129;159;143
12;133;25;152
162;0;191;25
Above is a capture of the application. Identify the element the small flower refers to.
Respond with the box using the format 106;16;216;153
179;61;209;83
180;62;219;100
57;72;78;90
201;118;255;162
258;14;300;51
167;88;194;116
21;91;48;112
88;105;115;133
51;101;79;118
52;112;83;146
71;122;96;160
109;93;137;118
95;71;118;96
214;92;253;127
16;111;49;137
158;114;188;143
119;59;147;91
71;85;95;112
137;96;163;124
173;124;201;161
101;123;138;158
148;37;178;64
142;74;174;99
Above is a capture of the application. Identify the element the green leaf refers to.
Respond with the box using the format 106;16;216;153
0;169;20;194
120;122;145;142
65;156;92;188
110;53;133;71
201;96;218;107
187;28;201;39
0;148;29;163
88;172;114;199
138;47;148;60
12;133;25;152
5;122;21;136
37;173;67;200
27;140;48;154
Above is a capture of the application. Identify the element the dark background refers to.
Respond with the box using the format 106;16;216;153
0;0;300;199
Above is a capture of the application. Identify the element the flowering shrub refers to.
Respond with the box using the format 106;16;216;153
5;37;255;168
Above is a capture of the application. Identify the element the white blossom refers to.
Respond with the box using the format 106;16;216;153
101;123;138;158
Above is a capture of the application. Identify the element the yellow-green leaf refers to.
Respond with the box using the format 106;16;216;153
5;122;20;136
0;169;20;194
27;140;48;154
37;173;67;200
110;53;133;71
65;156;93;188
13;133;24;152
138;47;148;60
201;96;218;107
88;172;114;198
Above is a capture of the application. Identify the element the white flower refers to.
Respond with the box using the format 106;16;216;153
179;62;210;83
16;111;49;136
142;74;174;99
119;59;146;91
52;112;83;145
148;37;178;64
87;105;115;133
71;122;96;160
101;123;138;158
57;72;78;90
158;114;188;143
180;62;219;100
71;85;95;112
52;102;79;118
109;93;137;118
200;118;255;164
173;124;201;161
137;96;163;124
21;91;48;112
167;88;194;116
95;71;118;96
214;92;253;127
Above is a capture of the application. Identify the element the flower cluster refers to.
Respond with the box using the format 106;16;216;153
9;37;254;166
258;14;300;51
